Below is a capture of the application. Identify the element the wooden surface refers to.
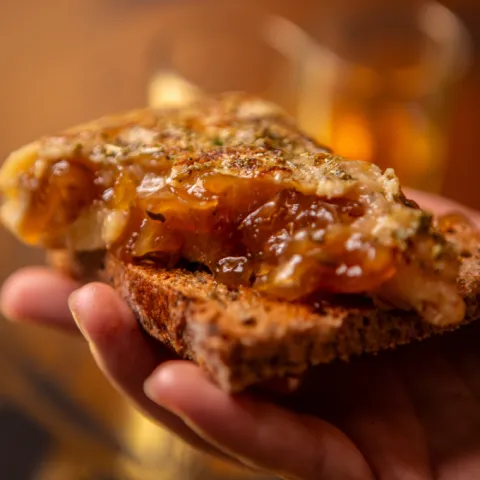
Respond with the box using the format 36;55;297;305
0;0;478;478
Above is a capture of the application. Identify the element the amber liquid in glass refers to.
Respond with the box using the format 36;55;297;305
299;13;456;193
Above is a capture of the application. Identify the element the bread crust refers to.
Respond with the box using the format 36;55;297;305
49;215;480;392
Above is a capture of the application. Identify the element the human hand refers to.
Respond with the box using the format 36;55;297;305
1;190;480;480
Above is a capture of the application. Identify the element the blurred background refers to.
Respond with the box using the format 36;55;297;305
0;0;479;478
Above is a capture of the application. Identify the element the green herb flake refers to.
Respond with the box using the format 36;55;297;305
417;213;433;234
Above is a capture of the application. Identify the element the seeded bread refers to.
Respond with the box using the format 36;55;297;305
47;215;480;392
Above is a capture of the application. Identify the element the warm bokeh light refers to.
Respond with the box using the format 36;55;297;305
330;111;373;161
148;71;201;108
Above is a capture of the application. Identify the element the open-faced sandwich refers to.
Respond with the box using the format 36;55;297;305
1;93;479;391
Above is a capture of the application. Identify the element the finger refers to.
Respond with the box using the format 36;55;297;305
396;339;480;480
68;283;237;463
296;358;433;480
0;267;80;333
145;362;374;480
404;188;480;228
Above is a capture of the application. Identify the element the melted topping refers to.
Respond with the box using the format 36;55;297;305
0;93;465;324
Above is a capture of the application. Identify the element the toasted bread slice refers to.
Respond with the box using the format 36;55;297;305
2;93;479;391
0;94;471;325
48;214;480;392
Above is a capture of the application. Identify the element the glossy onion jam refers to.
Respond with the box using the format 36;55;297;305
17;157;399;301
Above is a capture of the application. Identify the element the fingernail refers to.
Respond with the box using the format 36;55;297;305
143;367;182;415
144;369;165;402
0;307;24;323
68;288;88;339
0;292;7;318
0;300;16;322
144;376;203;437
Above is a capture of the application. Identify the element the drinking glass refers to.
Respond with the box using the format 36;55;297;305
296;1;472;191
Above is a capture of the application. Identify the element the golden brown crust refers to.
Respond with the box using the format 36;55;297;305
442;215;480;317
50;214;480;392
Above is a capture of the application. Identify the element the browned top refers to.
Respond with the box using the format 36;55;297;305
0;93;468;326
